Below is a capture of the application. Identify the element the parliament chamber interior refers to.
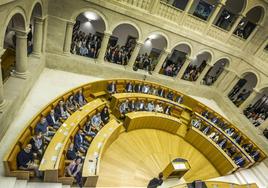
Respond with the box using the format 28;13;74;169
0;0;268;187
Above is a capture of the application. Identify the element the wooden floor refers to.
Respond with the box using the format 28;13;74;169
97;129;220;187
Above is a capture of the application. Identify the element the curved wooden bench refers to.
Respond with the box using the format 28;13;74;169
82;119;123;187
39;98;106;182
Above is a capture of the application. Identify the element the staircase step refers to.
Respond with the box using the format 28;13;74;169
14;180;27;188
0;177;16;188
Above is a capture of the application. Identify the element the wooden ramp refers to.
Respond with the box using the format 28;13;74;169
96;129;220;187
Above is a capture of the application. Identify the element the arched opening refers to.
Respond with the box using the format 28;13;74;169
228;72;257;107
105;23;139;66
29;2;43;55
233;6;264;39
243;87;268;127
164;0;189;11
71;11;106;59
2;13;26;82
189;0;218;21
160;43;191;77
182;51;212;82
214;0;246;31
202;58;229;86
134;33;167;72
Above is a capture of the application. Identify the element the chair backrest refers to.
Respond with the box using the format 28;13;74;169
58;155;65;177
18;129;32;148
41;106;52;117
8;144;21;171
29;116;41;135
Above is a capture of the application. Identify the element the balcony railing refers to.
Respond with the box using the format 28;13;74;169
156;1;183;23
207;25;229;42
183;14;207;34
118;0;151;10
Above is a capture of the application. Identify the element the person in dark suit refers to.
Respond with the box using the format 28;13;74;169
100;106;110;124
74;130;90;153
74;89;87;107
134;83;142;93
158;88;165;98
125;82;133;92
29;132;44;159
166;91;174;101
147;172;163;188
46;110;61;130
55;100;70;120
107;81;117;95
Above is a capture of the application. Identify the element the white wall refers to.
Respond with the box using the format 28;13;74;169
112;24;139;46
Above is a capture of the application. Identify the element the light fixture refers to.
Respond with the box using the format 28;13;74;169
84;12;98;21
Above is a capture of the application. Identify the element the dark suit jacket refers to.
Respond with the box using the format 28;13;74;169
46;114;60;126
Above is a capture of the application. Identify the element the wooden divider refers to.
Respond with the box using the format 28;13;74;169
185;127;238;175
39;99;106;182
82;119;123;187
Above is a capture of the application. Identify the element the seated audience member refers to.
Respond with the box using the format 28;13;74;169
166;91;174;101
134;83;142;93
66;157;83;187
225;146;236;157
75;90;87;107
55;100;70;120
158;88;165;98
46;110;61;130
202;110;209;119
66;143;78;161
218;138;227;149
17;144;42;177
155;103;164;113
138;100;145;111
225;128;235;137
66;95;79;113
191;119;201;129
202;125;211;135
213;133;220;142
125;82;133;92
35;117;55;142
150;87;158;96
233;155;245;167
250;150;260;161
83;121;97;137
107;81;117;95
119;100;129;116
91;113;103;130
146;101;155;112
208;132;216;139
242;143;253;153
175;95;183;104
234;134;242;144
74;130;90;153
142;84;150;94
100;106;110;124
147;172;163;188
211;117;218;124
128;100;136;112
29;132;44;158
164;105;171;115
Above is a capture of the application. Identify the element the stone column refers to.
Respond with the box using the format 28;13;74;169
227;14;244;40
239;89;259;110
223;73;240;95
213;67;228;87
204;0;226;33
97;32;111;63
176;56;192;79
13;31;28;79
32;17;44;56
63;21;75;54
0;49;6;112
196;63;212;84
149;0;160;14
154;49;171;74
128;41;143;68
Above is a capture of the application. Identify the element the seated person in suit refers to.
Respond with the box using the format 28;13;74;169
107;81;117;94
66;95;79;113
201;110;209;119
75;89;87;107
225;146;236;157
46;110;61;130
142;84;150;94
137;100;145;111
155;103;164;113
191;118;202;129
74;130;90;153
35;117;55;142
150;87;158;96
146;101;155;112
164;105;171;115
242;143;253;153
233;155;245;167
83;121;97;137
218;138;227;149
128;100;136;112
134;83;142;93
234;134;242;144
212;133;220;143
29;132;44;159
225;128;235;137
65;157;83;187
250;150;260;161
17;144;42;177
202;125;211;135
147;172;163;188
125;82;133;92
66;143;79;161
55;100;70;120
119;100;129;116
158;88;165;98
91;113;103;131
175;95;183;104
166;91;174;101
211;117;218;124
208;132;216;139
100;106;110;124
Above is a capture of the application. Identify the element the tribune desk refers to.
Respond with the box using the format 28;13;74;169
39;99;106;182
82;119;123;187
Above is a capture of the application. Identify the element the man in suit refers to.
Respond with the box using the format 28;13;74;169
46;110;61;130
147;172;163;188
107;81;117;94
125;82;133;92
74;130;90;153
55;100;70;120
35;117;55;142
74;89;87;107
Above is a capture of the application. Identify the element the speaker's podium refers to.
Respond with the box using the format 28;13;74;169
162;158;190;180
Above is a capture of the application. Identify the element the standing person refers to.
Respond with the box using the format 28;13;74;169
147;172;164;188
66;157;83;187
100;106;110;124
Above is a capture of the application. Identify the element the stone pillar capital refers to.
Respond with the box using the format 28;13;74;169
34;16;45;24
67;20;76;25
103;31;112;37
